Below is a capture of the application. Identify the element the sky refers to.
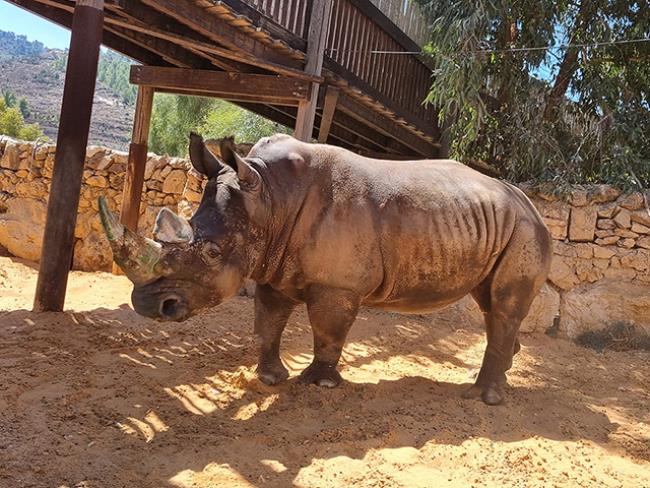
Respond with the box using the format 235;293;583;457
0;0;71;49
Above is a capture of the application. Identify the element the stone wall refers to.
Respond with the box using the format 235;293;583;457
1;137;649;341
524;184;650;340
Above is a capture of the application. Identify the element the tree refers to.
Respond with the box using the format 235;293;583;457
18;97;30;118
199;100;290;143
417;0;650;187
0;97;44;141
2;89;16;108
148;94;289;157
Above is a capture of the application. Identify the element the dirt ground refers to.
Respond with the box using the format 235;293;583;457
1;254;649;488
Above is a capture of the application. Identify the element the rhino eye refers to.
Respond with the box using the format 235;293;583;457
201;242;221;265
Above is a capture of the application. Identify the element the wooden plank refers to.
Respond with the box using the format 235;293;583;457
140;0;303;70
337;94;438;157
323;56;440;140
294;0;332;141
317;86;340;143
130;66;310;104
33;0;104;312
217;0;306;48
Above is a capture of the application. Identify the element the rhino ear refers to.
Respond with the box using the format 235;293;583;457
189;132;222;179
154;207;194;244
217;138;260;192
233;153;262;193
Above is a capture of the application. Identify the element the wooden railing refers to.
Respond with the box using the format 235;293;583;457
368;0;429;46
326;0;435;125
239;0;436;129
244;0;311;37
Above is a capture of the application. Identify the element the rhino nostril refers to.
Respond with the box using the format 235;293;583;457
159;295;188;321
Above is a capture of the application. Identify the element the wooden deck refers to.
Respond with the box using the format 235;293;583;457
9;0;438;158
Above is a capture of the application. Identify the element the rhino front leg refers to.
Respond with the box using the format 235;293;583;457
299;286;360;388
254;284;297;385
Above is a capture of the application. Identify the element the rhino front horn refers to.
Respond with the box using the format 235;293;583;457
98;196;162;285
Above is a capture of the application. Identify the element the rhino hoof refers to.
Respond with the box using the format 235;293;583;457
298;361;342;388
256;363;289;386
462;384;504;405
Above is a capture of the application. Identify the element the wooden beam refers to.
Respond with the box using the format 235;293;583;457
337;94;438;157
317;86;340;143
140;0;303;71
130;66;310;105
33;0;104;312
113;85;154;275
294;0;332;141
7;0;168;66
119;86;154;234
217;0;307;52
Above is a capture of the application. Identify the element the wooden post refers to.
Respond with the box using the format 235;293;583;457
112;84;154;275
317;86;340;143
294;0;332;141
33;0;104;312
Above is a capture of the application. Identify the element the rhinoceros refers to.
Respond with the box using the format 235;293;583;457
99;133;552;405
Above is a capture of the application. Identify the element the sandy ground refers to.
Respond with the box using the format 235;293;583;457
1;254;649;488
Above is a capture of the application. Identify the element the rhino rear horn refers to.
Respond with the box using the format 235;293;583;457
98;196;163;285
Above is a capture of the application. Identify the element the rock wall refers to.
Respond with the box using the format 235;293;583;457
1;137;649;341
524;184;650;340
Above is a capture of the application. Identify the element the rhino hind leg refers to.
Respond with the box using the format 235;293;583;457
465;223;551;405
254;284;297;385
298;286;360;388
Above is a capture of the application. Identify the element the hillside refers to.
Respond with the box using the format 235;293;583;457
0;30;134;150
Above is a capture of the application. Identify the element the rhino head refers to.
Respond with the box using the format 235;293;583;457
99;133;269;321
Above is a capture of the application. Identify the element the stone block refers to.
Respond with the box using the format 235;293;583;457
561;280;650;339
613;208;632;229
569;207;597;242
549;255;579;290
631;222;650;235
595;236;619;246
620;250;650;271
593;246;616;259
614;228;639;239
617;238;636;249
637;236;650;250
162;170;187;194
597;218;616;230
597;202;618;219
0;142;22;170
0;197;47;261
588;185;620;204
72;232;112;272
617;192;645;210
86;175;108;188
631;210;650;227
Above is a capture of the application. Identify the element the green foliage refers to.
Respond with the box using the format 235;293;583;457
97;50;137;105
418;0;650;188
0;95;43;141
2;89;16;108
18;98;29;118
149;94;289;157
199;100;290;144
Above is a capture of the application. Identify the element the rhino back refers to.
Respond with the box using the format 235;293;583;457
251;139;543;310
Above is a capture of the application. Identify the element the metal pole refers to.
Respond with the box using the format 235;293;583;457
33;0;104;312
